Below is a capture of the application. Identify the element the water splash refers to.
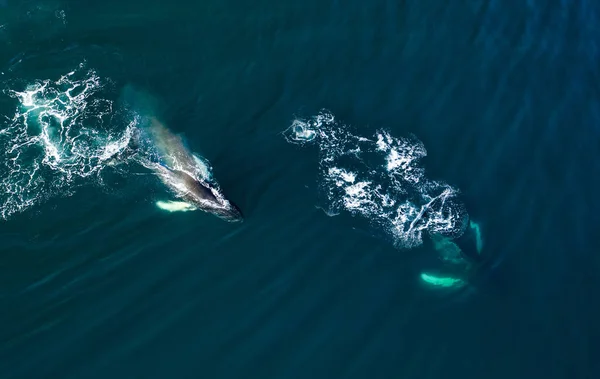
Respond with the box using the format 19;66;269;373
0;63;133;219
283;110;468;249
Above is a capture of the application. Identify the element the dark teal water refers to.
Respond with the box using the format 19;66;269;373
1;1;599;378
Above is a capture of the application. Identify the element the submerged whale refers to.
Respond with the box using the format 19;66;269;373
136;117;243;222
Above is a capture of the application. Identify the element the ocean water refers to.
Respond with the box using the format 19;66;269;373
1;0;599;378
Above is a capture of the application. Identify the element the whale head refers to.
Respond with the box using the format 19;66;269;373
168;168;244;223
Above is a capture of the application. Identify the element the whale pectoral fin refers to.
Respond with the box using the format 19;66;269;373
155;200;197;212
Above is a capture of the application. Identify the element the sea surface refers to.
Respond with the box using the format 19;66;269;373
1;0;599;378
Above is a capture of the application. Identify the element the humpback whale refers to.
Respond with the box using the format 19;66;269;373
136;117;243;222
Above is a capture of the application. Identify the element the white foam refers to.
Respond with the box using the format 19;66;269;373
283;120;317;144
328;167;356;186
192;154;212;180
283;110;468;248
0;63;132;219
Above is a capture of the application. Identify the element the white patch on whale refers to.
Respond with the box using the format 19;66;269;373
156;200;197;212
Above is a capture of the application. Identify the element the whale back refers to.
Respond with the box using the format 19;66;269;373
173;169;218;204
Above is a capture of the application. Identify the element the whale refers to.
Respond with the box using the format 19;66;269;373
135;117;243;222
153;163;243;222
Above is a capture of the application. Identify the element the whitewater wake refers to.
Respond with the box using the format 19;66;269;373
0;63;137;219
283;110;469;249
